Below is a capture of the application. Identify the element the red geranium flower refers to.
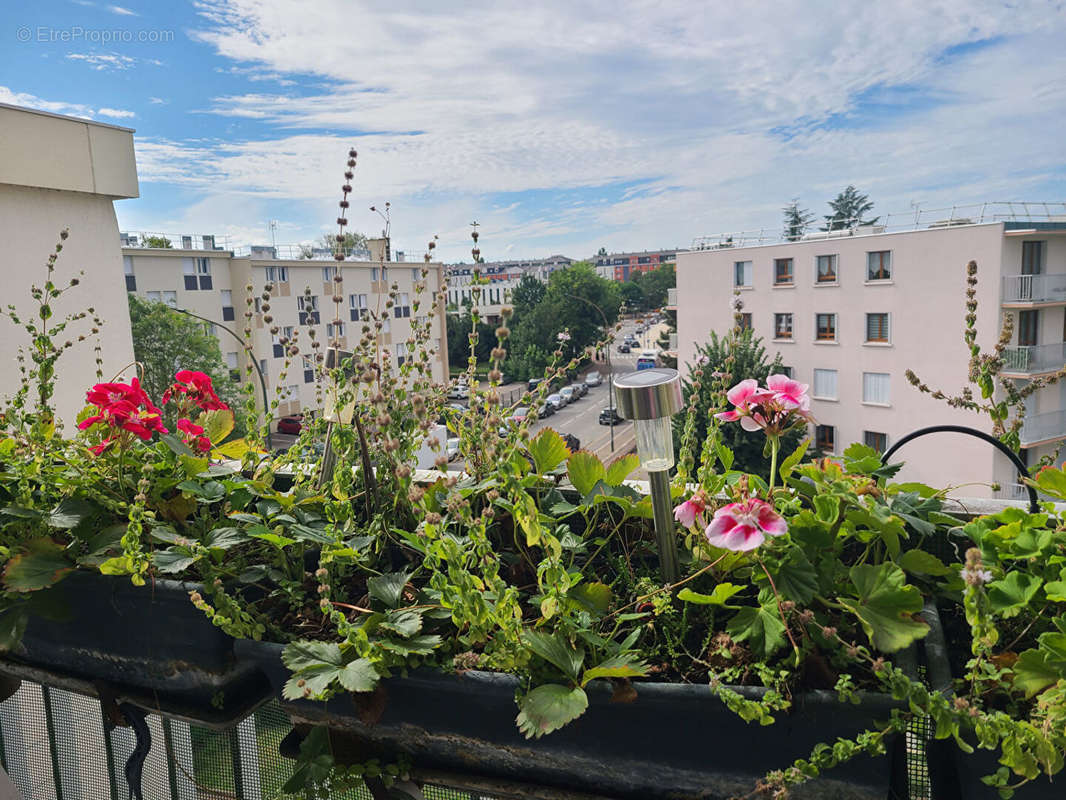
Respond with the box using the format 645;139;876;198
79;377;168;451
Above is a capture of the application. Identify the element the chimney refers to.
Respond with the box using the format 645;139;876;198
368;237;391;263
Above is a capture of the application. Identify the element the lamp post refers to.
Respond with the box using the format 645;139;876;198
613;367;683;583
176;308;272;451
561;293;616;452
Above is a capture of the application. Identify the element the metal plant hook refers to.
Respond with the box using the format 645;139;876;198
117;702;151;800
880;424;1039;514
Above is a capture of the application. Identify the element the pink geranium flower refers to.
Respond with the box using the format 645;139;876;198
704;498;787;552
673;494;707;528
715;377;813;437
766;373;810;411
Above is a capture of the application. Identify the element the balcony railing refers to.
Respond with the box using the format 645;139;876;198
667;287;677;308
1002;273;1066;304
1020;409;1066;446
1001;342;1066;374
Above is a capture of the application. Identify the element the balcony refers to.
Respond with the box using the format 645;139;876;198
1001;273;1066;305
1001;342;1066;375
1020;408;1066;446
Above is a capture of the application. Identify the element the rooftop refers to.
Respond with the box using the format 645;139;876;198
690;202;1066;251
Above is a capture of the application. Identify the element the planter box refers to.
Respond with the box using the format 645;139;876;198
0;570;272;727
921;602;1060;800
240;640;914;800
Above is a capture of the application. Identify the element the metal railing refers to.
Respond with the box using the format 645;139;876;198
691;201;1066;250
666;287;677;307
1001;273;1066;304
1020;408;1066;446
120;232;230;251
1001;342;1066;374
232;243;374;261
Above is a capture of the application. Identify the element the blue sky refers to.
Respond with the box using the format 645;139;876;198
2;0;1065;262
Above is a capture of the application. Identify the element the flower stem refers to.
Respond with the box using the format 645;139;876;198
768;436;780;497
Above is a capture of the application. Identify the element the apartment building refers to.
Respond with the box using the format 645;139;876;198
676;207;1066;498
445;254;572;322
593;248;683;281
122;238;449;419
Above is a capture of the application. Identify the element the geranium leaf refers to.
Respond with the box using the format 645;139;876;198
770;548;819;604
3;540;73;592
840;563;928;652
726;605;786;659
367;571;409;609
779;436;810;481
678;583;743;607
516;684;588;739
528;429;569;474
605;454;640;487
567;451;605;496
897;549;951;577
569;581;611;615
988;573;1041;618
1012;648;1061;698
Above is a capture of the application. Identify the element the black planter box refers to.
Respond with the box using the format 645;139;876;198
921;601;1060;800
0;570;272;727
240;640;914;800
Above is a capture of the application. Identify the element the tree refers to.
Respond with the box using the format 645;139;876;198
319;231;369;256
596;247;608;257
142;235;172;249
510;274;546;316
822;186;878;232
619;280;644;311
447;311;495;371
127;295;244;429
674;329;805;476
782;199;814;241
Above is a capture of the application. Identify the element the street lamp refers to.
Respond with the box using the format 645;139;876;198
560;293;617;452
613;367;682;583
175;308;273;451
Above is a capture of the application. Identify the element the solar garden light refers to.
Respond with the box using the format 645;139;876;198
613;368;683;583
318;347;354;488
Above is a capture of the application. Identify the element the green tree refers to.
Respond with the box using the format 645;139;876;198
630;263;675;310
127;295;244;429
782;199;814;241
142;235;172;249
318;231;368;256
619;280;644;311
674;329;805;476
596;247;608;257
822;186;878;232
510;274;546;316
447;311;495;371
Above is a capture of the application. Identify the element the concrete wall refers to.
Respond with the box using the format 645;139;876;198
677;223;1020;496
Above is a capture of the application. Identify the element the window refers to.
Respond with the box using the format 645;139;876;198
774;313;793;340
273;325;293;357
298;295;320;325
778;365;793;378
863;372;891;405
220;289;235;321
816;254;837;283
182;257;197;290
265;266;289;283
865;313;890;343
394;292;411;318
326;322;345;339
302;356;315;383
1021;241;1044;275
123;256;136;291
349;293;368;321
816;425;836;453
162;290;177;308
196;257;212;290
146;291;161;303
638;256;651;264
372;266;390;282
381;317;391;334
737;313;752;330
225;352;239;369
867;251;891;281
773;258;793;286
322;266;338;282
864;431;888;453
734;261;753;288
816;313;837;341
1019;309;1039;347
813;369;837;400
395;342;409;367
411;268;419;280
286;384;300;400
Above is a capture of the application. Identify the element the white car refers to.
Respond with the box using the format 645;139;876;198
448;381;469;400
584;371;602;387
559;386;575;404
546;393;565;410
446;437;460;462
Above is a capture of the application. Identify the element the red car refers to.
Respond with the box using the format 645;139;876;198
276;414;304;435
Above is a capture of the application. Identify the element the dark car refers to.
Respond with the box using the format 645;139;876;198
618;343;631;354
538;402;555;419
563;433;580;452
528;378;543;393
277;414;304;434
599;407;623;426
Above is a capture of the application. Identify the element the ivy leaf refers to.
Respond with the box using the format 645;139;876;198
3;539;73;592
987;573;1041;618
726;605;786;659
367;572;409;609
567;451;605;496
605;454;640;487
897;549;952;577
678;583;743;607
580;654;648;686
839;563;928;652
569;581;611;614
523;631;585;682
528;429;569;474
516;684;589;739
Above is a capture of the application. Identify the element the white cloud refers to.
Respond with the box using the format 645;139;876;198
116;0;1066;261
0;86;135;124
148;96;168;104
107;4;138;15
66;52;137;71
97;107;136;118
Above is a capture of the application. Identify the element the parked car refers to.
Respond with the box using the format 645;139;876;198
509;407;531;425
563;433;580;452
546;393;565;410
538;402;555;419
277;414;304;435
570;382;587;399
584;371;602;387
448;381;469;400
599;407;623;426
446;437;460;462
559;386;575;404
618;343;631;354
528;378;543;393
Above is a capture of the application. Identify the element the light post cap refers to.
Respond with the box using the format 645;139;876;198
613;368;682;421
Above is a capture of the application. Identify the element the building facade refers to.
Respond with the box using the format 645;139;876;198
445;254;572;323
122;241;449;419
593;249;683;281
676;216;1066;498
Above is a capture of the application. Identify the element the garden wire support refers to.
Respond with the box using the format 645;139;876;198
115;702;150;800
881;424;1039;514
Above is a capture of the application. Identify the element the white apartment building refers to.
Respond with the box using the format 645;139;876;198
677;206;1066;498
445;255;573;322
122;238;449;419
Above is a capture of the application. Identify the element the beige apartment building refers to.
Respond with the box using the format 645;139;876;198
122;238;449;419
677;208;1066;498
